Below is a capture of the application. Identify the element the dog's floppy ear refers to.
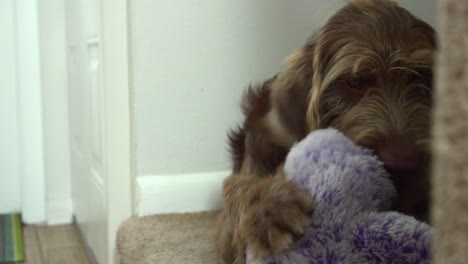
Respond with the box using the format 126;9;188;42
267;37;324;146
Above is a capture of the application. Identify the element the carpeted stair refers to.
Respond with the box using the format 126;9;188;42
116;211;219;264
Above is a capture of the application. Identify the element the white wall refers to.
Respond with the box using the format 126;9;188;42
131;0;436;178
398;0;437;27
38;0;73;224
0;0;21;214
131;0;347;177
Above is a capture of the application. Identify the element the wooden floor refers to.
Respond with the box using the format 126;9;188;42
11;224;93;264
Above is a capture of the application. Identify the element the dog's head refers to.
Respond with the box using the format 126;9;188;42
270;0;435;219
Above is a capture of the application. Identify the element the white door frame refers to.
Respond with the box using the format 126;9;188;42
14;0;47;224
101;0;133;261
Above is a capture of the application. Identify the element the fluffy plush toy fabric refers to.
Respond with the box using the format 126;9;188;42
246;128;431;264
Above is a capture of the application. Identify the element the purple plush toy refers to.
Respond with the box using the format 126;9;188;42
246;128;431;264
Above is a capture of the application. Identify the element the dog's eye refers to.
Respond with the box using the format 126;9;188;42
409;75;424;84
346;78;364;91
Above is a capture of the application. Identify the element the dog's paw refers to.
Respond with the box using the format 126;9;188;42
237;176;313;260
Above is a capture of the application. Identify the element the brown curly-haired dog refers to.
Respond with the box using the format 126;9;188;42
215;0;435;263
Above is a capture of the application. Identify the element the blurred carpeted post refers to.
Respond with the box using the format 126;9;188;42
433;0;468;263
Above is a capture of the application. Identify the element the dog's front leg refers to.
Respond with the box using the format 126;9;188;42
214;169;313;264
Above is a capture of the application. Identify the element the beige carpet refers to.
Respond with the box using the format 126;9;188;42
116;211;219;264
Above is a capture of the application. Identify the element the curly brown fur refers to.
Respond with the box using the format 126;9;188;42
215;1;435;263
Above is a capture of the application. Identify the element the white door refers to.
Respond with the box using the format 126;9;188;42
65;0;132;263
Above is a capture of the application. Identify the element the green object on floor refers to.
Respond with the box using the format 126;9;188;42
0;213;24;262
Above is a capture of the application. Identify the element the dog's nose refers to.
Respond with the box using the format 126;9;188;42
375;143;418;171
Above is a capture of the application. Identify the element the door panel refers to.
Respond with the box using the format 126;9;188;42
68;44;89;234
86;39;104;170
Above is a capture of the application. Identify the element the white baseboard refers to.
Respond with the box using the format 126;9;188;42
47;199;73;225
136;171;230;216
